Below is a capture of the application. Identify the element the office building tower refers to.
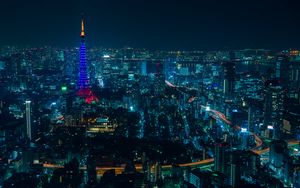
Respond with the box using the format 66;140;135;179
87;155;97;186
229;164;240;187
154;162;162;182
140;61;147;76
154;62;165;96
290;61;300;90
25;100;31;140
188;169;212;188
274;55;290;89
269;140;288;168
214;142;229;173
227;150;260;187
263;80;284;139
64;61;74;78
223;61;235;95
63;158;81;187
8;53;22;76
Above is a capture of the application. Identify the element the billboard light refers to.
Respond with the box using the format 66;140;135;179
61;86;67;92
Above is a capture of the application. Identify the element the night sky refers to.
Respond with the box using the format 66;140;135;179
1;0;300;50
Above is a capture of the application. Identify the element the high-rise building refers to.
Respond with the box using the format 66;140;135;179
76;18;98;104
187;169;212;188
63;158;81;187
214;142;229;173
140;61;147;76
227;150;260;187
154;162;162;182
154;62;165;96
229;163;240;187
269;140;288;168
263;81;284;139
8;53;22;76
289;61;300;90
274;55;290;89
223;61;235;95
87;154;97;186
246;98;262;133
25;100;31;140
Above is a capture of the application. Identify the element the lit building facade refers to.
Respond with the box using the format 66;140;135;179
223;61;235;95
25;100;31;140
263;81;284;139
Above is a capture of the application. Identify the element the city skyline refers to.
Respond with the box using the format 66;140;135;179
1;0;300;50
2;1;300;188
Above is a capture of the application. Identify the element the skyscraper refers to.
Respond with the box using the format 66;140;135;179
223;61;235;95
25;100;31;140
140;61;147;76
214;142;229;173
289;61;300;90
269;140;288;168
77;18;98;104
274;55;290;89
263;80;284;139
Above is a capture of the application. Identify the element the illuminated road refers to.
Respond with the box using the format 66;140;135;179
43;140;298;176
43;158;214;175
199;105;263;150
198;105;299;157
165;80;263;150
253;140;299;155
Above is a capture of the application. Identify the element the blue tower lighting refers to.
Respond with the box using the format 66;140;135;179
77;18;98;103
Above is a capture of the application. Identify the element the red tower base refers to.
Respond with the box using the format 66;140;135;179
77;88;99;104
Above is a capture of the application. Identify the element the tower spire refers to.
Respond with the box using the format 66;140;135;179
80;19;85;37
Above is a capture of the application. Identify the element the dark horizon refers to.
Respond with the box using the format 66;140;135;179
1;0;300;50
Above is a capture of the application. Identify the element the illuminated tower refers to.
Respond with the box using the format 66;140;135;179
25;100;32;140
77;18;98;103
78;19;89;91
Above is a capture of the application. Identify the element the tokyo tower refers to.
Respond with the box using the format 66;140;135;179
77;18;98;104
